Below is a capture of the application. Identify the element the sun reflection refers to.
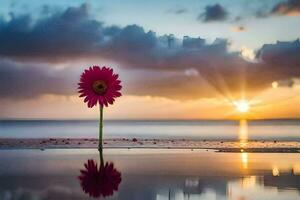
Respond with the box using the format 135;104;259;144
238;120;249;170
293;164;300;175
241;152;248;170
272;166;280;176
239;120;248;149
241;176;257;188
272;81;279;89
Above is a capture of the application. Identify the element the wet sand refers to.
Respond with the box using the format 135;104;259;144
0;138;300;152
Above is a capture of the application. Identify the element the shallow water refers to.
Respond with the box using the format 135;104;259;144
1;119;300;140
0;149;299;200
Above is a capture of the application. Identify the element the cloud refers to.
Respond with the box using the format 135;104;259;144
0;60;75;99
240;47;255;61
0;4;300;100
166;8;187;15
184;68;199;77
0;3;104;61
121;38;300;99
174;8;187;14
272;79;295;88
231;26;246;32
271;0;300;16
255;0;300;18
198;4;228;22
257;39;300;67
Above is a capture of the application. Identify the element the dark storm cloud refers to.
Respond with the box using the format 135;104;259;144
0;3;159;64
0;4;300;100
0;3;104;61
0;60;75;98
125;39;300;99
0;3;226;67
257;39;300;66
271;0;300;16
198;4;228;22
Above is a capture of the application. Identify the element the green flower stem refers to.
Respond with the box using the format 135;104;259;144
99;145;104;166
98;105;103;151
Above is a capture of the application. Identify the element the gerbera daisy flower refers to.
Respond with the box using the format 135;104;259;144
78;159;122;198
78;66;122;150
78;66;122;108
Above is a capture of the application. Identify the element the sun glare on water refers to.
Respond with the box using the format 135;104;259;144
234;100;250;113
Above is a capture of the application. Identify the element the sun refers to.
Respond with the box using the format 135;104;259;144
234;100;250;113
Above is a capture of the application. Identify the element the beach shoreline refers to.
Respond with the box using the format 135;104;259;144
1;138;300;152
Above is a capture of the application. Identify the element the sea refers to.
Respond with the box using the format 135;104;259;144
0;119;300;140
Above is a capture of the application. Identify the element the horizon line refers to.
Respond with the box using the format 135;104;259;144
2;118;300;121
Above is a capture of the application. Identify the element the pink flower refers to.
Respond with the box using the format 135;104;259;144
78;66;122;108
78;159;122;198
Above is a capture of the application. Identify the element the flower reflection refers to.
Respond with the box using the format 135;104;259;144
78;151;122;198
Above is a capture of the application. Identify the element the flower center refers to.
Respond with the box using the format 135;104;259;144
92;80;107;95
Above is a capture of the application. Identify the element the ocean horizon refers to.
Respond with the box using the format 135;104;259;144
1;119;300;141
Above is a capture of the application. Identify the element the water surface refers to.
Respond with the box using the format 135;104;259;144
0;149;299;200
1;120;300;140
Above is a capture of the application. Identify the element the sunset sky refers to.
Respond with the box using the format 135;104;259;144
0;0;300;119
